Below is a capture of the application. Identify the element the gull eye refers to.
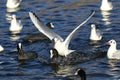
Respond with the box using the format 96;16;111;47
113;41;115;44
110;41;112;43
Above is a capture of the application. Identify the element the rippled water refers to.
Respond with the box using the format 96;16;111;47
0;0;120;80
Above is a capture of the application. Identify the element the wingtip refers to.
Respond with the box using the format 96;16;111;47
91;10;95;16
29;11;34;16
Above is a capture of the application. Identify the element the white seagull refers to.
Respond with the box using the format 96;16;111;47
0;45;4;52
107;39;120;59
89;24;102;41
100;0;113;11
6;0;22;9
29;11;95;57
9;14;23;34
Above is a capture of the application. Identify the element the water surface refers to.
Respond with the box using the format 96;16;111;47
0;0;120;80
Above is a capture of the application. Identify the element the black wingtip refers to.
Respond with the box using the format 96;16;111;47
29;11;43;22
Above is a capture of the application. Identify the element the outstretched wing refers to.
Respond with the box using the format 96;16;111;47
64;11;95;48
29;12;63;41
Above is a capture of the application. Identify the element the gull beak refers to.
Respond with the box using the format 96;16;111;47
54;41;56;48
106;42;110;45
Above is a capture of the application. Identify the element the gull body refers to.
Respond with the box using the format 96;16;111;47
100;0;113;11
6;0;22;9
9;14;23;34
90;24;102;41
107;39;120;59
0;45;4;52
29;11;95;57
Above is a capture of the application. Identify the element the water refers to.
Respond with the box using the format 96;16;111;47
0;0;120;80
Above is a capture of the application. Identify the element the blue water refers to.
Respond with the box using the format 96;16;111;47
0;0;120;80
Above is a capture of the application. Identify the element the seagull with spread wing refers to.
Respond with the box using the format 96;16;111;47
29;11;95;57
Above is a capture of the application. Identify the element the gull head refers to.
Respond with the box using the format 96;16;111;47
53;37;60;47
107;39;116;46
91;24;96;30
11;14;16;19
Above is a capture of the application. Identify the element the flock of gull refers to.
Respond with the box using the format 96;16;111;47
0;0;119;79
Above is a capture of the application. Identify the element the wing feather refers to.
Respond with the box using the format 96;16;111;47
29;12;63;41
64;11;95;48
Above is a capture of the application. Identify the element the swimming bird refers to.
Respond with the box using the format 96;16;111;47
46;22;55;28
100;0;113;11
75;68;86;80
17;43;38;60
24;22;55;43
107;39;120;59
6;0;22;9
29;11;95;57
50;48;101;65
89;24;102;41
0;45;4;52
9;14;23;34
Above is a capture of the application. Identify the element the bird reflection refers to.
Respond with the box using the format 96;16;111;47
6;7;20;13
10;34;20;41
6;13;12;22
108;59;120;67
50;64;86;80
52;65;77;76
101;11;111;25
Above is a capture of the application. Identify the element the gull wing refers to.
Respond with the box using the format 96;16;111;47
96;29;102;38
64;11;95;48
29;12;63;41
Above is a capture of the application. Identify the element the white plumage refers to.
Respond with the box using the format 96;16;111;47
107;39;120;59
9;14;23;34
100;0;113;11
6;0;22;9
0;45;4;52
29;11;95;57
90;24;102;41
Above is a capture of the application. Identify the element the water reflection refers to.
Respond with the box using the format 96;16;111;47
10;34;20;41
108;59;120;68
51;64;79;77
6;13;12;23
107;60;120;79
101;11;111;25
6;7;20;13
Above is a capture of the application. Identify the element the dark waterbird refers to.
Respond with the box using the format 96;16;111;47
17;43;38;60
49;48;106;65
24;22;54;43
75;68;86;80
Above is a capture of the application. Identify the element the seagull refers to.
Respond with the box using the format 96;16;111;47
100;0;113;11
6;0;22;9
9;14;23;34
17;43;38;60
29;11;95;57
0;45;4;52
89;24;102;41
107;39;120;59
